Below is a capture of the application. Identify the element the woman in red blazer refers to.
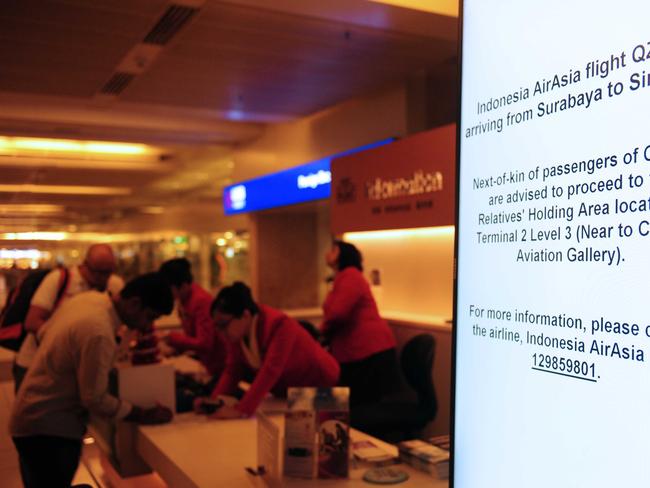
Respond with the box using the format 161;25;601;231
200;282;340;419
321;240;398;406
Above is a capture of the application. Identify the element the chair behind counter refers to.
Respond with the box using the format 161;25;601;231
350;333;437;443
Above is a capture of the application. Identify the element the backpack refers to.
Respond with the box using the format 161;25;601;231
0;267;69;351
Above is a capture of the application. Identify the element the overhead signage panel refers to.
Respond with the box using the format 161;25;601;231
330;124;455;234
223;139;393;215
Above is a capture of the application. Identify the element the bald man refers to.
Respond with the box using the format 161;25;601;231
13;244;125;391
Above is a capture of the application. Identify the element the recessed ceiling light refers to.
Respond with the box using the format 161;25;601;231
0;157;167;171
2;232;67;241
0;136;151;156
0;204;66;214
141;206;165;214
368;0;458;16
0;184;131;196
344;226;455;241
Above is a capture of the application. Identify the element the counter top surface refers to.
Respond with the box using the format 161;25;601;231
137;411;447;488
283;308;452;331
381;311;451;331
284;307;322;318
138;414;257;488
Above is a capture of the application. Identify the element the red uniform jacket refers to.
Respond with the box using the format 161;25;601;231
167;283;226;377
321;267;396;364
211;304;340;416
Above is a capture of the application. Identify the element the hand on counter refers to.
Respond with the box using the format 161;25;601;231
209;405;245;420
125;404;174;425
193;396;211;414
193;396;204;413
158;335;177;357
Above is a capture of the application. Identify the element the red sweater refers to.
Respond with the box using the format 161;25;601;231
211;305;340;416
167;283;226;377
321;267;396;363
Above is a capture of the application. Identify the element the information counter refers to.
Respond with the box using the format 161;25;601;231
137;412;447;488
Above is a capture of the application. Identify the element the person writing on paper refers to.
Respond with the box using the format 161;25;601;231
198;282;339;419
10;273;174;488
321;240;398;406
159;258;227;380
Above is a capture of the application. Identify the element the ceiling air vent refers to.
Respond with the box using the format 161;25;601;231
143;5;198;45
100;72;136;95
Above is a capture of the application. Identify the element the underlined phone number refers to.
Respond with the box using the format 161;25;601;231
532;353;598;381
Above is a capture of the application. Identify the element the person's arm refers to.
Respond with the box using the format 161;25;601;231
24;269;62;333
77;334;174;424
24;305;51;333
77;334;132;419
321;272;363;334
210;340;245;399
234;319;297;417
166;299;214;355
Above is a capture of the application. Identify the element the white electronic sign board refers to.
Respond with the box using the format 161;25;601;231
455;1;650;486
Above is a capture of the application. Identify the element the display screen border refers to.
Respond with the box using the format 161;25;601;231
450;1;466;486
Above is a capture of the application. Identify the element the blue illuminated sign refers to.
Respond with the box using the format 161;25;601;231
222;139;393;215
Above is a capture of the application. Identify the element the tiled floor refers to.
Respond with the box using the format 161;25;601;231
0;380;99;488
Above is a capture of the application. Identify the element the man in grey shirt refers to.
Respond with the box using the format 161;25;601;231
10;272;174;488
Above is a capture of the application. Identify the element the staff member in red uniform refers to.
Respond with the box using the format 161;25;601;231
321;240;398;406
199;282;340;419
159;258;227;380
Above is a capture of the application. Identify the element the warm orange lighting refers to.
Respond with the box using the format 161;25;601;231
140;206;165;214
3;232;67;241
0;157;166;171
344;226;455;241
0;249;44;259
368;0;458;17
0;184;131;196
84;142;148;155
0;204;66;214
0;230;211;243
0;136;151;156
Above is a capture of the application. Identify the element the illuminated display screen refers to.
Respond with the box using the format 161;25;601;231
222;139;393;215
454;1;650;486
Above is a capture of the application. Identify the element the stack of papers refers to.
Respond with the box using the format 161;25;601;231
397;439;449;479
352;440;398;466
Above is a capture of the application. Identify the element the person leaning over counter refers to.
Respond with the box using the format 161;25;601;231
196;282;340;419
159;258;227;380
9;272;174;488
321;240;398;406
14;243;124;391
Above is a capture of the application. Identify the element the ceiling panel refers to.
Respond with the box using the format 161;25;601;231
0;0;168;97
0;0;456;233
0;0;453;114
122;1;451;114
